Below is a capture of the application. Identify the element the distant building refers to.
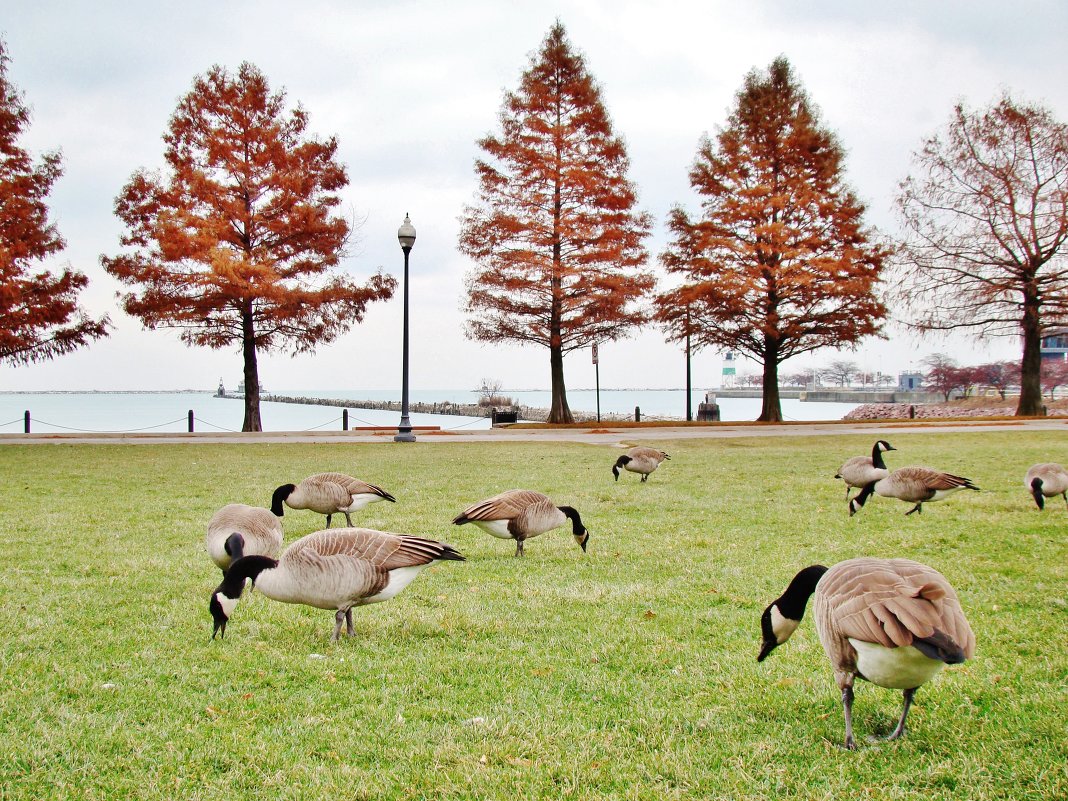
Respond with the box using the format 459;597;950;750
898;371;924;391
1041;327;1068;362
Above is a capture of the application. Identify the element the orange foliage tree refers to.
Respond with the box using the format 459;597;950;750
102;63;395;431
0;40;108;366
459;23;654;423
894;95;1068;417
656;58;888;422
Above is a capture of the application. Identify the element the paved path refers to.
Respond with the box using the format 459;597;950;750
2;418;1064;445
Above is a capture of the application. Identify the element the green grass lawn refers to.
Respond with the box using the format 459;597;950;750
0;432;1065;800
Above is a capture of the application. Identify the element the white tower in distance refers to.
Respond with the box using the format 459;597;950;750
721;351;737;388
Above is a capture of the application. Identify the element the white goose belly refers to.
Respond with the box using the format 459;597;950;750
344;493;386;512
471;519;514;539
849;639;945;689
362;564;429;604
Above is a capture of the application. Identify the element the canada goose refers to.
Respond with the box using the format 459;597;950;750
271;472;396;527
205;503;284;573
1024;462;1068;510
452;489;589;557
836;440;895;499
849;466;979;516
613;447;671;482
758;557;975;749
210;527;464;641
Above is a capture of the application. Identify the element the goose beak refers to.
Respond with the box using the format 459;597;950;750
757;638;778;662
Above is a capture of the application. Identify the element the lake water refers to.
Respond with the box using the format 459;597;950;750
0;389;858;434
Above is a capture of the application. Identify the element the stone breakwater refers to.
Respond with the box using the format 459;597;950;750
844;402;1068;420
223;393;680;424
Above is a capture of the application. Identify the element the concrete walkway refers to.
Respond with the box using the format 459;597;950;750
2;417;1064;445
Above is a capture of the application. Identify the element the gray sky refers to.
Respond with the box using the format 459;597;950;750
1;1;1065;392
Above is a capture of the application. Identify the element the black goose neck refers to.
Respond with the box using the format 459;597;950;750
558;506;585;535
221;555;277;597
776;565;828;620
271;484;295;516
871;442;888;469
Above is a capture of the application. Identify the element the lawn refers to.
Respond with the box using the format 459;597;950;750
0;431;1065;800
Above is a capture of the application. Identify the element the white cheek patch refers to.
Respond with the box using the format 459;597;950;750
771;606;800;644
215;592;239;618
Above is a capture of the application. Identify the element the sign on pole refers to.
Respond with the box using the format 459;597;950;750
591;343;598;364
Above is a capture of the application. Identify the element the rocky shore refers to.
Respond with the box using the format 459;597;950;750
844;398;1068;420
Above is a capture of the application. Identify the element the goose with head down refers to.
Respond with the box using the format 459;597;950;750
271;472;396;528
452;489;589;557
758;557;975;749
1024;462;1068;510
205;503;284;574
612;447;671;483
210;527;464;641
849;466;979;516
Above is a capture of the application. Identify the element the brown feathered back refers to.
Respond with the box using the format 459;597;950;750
453;489;559;528
813;557;975;685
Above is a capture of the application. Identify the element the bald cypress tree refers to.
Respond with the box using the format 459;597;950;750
0;39;108;366
657;57;887;422
459;23;653;424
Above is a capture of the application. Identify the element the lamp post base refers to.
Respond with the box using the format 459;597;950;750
395;414;416;442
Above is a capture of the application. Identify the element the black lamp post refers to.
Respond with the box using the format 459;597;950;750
395;213;417;442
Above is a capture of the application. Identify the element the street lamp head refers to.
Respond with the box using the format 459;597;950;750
397;213;416;251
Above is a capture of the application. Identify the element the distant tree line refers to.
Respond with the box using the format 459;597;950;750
735;352;1068;403
2;24;1066;428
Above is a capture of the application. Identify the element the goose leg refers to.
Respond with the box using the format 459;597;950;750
1062;491;1067;510
905;503;922;515
344;511;353;527
885;688;916;741
325;513;333;528
332;610;346;642
345;608;355;637
841;685;857;750
641;474;648;483
514;539;524;558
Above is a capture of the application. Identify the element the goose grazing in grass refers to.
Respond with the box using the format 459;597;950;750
271;472;396;527
1024;462;1068;510
758;557;975;749
612;447;671;482
452;489;589;557
205;503;284;574
836;440;895;499
848;466;979;516
210;527;464;641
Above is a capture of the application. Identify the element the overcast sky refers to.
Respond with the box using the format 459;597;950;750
2;1;1065;393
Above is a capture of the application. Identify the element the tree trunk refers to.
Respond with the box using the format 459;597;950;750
546;137;573;425
1016;279;1043;416
241;306;262;432
758;342;783;422
548;344;573;423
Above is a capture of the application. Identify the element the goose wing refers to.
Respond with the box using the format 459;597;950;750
453;489;550;523
302;474;354;509
327;473;396;502
628;447;665;461
822;558;975;657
